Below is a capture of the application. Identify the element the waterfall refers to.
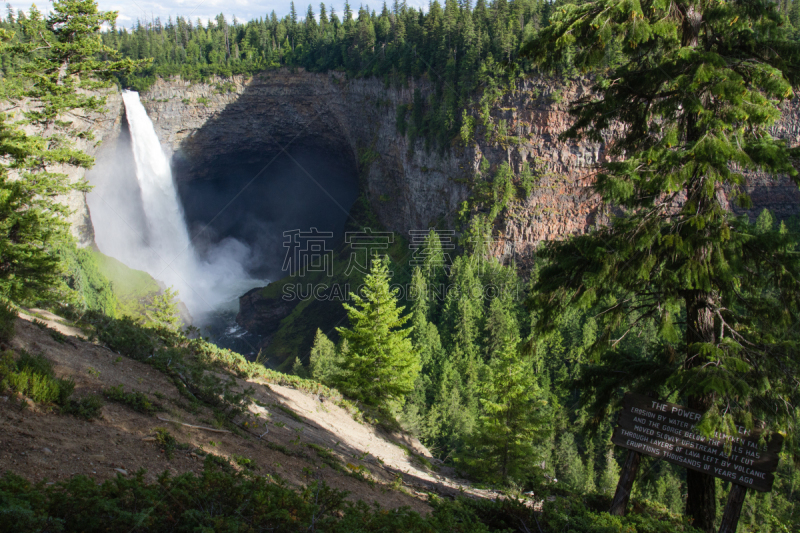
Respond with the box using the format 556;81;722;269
87;90;265;325
122;91;192;262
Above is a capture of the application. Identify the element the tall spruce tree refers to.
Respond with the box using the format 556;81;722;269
0;0;142;303
333;255;419;412
525;1;800;530
457;342;552;485
309;328;337;384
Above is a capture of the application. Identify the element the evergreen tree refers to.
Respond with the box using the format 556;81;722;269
292;356;309;378
599;447;620;495
333;256;419;412
151;287;181;331
457;342;551;485
555;432;587;493
526;2;800;529
426;357;474;457
0;0;142;303
309;328;337;384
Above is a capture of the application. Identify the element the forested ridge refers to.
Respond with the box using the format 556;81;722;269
105;0;560;149
0;1;800;532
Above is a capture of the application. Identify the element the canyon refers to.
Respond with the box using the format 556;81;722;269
76;69;800;359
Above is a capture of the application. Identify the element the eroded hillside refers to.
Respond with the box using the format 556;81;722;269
0;311;495;511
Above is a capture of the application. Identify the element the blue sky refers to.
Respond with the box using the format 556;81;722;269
7;0;429;27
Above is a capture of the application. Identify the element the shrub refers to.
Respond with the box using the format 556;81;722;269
62;395;103;420
0;351;74;406
153;427;178;459
0;465;703;533
84;314;157;361
0;299;16;344
103;385;160;415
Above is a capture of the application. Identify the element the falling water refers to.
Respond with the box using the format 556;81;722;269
122;91;193;261
88;90;266;326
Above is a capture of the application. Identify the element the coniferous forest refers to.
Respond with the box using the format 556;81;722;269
1;1;800;532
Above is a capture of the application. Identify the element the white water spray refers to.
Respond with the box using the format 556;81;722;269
122;91;193;261
88;90;265;324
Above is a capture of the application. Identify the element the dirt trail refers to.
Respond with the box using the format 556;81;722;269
0;314;494;511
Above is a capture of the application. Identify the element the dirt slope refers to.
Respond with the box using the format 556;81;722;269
0;313;491;512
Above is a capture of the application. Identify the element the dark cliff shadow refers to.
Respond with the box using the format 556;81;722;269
169;72;361;281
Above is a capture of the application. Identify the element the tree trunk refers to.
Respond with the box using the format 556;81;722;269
684;290;717;533
609;450;641;516
718;484;747;533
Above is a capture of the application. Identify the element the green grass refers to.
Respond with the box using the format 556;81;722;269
275;403;303;423
90;249;161;320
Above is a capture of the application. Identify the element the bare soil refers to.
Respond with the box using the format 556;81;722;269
1;312;494;512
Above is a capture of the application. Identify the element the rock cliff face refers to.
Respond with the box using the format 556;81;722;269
68;91;126;246
130;70;800;351
138;73;613;251
141;71;800;267
140;71;472;238
4;90;124;247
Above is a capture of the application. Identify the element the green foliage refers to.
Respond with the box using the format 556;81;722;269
0;466;531;533
61;394;103;420
153;427;178;459
0;0;145;305
309;328;337;384
89;314;158;361
0;299;15;344
290;356;309;379
555;432;589;494
103;385;161;415
55;242;117;317
149;287;181;331
457;343;553;486
525;1;800;528
232;454;256;470
333;256;419;413
0;350;74;406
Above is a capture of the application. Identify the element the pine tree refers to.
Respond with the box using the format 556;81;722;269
555;432;587;493
599;447;620;495
458;342;551;485
0;0;143;303
309;328;337;384
426;357;475;456
525;2;800;529
151;287;181;331
333;256;419;412
291;356;309;379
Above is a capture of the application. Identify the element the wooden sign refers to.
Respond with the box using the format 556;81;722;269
611;393;783;492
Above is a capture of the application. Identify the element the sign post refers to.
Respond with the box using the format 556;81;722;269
609;393;783;531
609;449;641;516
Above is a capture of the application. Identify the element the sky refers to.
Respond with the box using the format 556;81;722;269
5;0;430;27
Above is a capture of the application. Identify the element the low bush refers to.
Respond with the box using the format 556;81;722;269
0;463;700;533
89;315;158;360
153;427;178;459
0;351;74;406
103;385;161;415
61;395;103;420
0;299;16;344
